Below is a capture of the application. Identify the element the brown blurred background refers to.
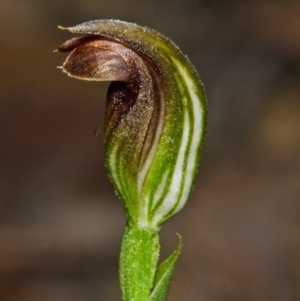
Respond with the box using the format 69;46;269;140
1;0;300;300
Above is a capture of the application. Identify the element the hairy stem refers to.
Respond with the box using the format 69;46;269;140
120;226;160;301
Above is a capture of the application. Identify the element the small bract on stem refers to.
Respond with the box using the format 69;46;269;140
57;19;207;301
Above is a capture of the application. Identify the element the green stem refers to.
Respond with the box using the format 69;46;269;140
120;226;160;301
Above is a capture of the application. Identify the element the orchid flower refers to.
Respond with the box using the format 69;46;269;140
57;19;207;301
